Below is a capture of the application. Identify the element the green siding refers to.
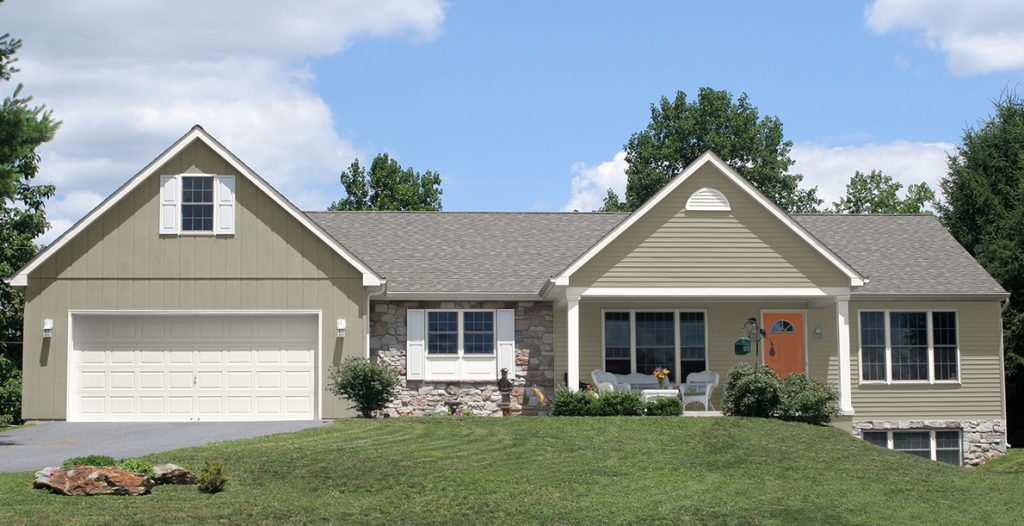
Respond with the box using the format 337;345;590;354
21;139;366;419
849;300;1005;420
570;165;850;289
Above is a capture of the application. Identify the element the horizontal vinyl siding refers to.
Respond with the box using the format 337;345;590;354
21;139;366;419
571;166;850;289
850;300;1004;420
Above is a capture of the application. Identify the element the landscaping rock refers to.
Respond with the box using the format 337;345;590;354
152;463;198;485
33;466;154;496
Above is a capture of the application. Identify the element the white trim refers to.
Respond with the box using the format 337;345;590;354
569;287;852;299
855;309;962;386
836;297;854;414
567;295;580;391
551;151;865;287
863;429;963;466
66;309;324;421
685;187;731;211
421;309;502;382
8;126;382;288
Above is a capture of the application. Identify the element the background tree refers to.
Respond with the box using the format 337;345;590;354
937;91;1024;444
604;88;821;213
831;170;935;214
0;3;61;424
329;153;442;211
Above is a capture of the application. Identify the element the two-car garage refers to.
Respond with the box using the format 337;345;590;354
69;313;319;422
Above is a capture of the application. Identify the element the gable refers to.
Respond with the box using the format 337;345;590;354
10;126;380;287
569;162;855;289
27;138;361;283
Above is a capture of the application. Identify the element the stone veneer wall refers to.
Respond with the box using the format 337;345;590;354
852;419;1007;467
369;301;554;416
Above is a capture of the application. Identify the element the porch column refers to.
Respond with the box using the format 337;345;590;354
567;294;580;391
836;296;854;414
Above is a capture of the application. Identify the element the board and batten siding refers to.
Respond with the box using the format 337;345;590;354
849;300;1005;420
21;139;367;419
570;166;851;289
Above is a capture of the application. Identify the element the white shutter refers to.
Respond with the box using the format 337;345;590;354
496;309;516;380
159;176;178;234
406;309;425;380
215;175;235;234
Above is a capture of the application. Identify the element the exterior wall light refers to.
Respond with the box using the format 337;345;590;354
43;319;54;338
336;318;346;338
813;324;823;341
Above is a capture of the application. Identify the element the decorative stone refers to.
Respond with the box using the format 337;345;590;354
34;466;155;496
152;464;198;485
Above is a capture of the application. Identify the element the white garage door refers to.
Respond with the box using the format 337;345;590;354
70;313;318;422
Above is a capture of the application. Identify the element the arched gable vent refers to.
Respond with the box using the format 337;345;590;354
685;187;731;211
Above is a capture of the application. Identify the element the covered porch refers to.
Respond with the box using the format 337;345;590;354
556;289;855;413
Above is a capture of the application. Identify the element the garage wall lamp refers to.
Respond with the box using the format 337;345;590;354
336;318;346;338
42;319;54;338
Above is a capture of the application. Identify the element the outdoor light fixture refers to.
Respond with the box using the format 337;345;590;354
813;324;823;341
42;319;54;338
336;318;346;338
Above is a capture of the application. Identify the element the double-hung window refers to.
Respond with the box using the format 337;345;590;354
181;176;214;232
862;430;962;465
858;311;958;383
159;174;235;235
603;310;707;383
427;311;495;356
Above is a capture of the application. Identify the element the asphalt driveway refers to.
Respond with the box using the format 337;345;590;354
0;420;328;472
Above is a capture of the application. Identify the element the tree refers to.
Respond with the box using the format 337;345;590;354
831;170;935;214
604;88;821;213
0;4;61;424
937;91;1024;444
329;153;442;211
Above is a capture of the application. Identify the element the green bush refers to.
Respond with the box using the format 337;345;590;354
722;363;781;418
327;357;400;418
645;397;682;416
0;355;21;425
777;373;840;425
63;455;117;468
117;458;155;477
197;460;229;494
551;388;646;416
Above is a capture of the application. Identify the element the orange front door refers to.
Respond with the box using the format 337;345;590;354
762;312;805;378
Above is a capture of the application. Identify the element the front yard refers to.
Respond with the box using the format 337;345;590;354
1;416;1021;525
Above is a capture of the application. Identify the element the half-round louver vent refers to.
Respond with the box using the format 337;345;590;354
685;187;730;211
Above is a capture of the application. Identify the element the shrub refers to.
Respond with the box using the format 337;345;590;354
722;363;781;418
117;458;155;477
645;397;682;416
197;460;229;494
592;390;645;416
777;373;840;425
0;355;21;426
551;387;597;416
327;357;400;418
63;454;117;468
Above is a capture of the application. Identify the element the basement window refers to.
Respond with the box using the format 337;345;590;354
862;430;962;466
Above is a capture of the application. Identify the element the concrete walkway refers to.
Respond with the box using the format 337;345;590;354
0;420;328;472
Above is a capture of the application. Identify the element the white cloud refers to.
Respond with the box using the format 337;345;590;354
563;142;954;212
3;1;446;243
791;141;954;206
562;151;629;212
866;0;1024;75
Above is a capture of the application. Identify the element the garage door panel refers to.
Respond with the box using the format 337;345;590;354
72;314;317;422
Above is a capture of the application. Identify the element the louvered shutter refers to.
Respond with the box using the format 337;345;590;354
159;175;178;234
496;309;516;380
214;175;235;234
406;309;425;380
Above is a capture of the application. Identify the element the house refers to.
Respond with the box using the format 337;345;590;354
8;126;1009;466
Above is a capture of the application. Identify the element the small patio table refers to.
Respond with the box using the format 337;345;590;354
639;388;679;402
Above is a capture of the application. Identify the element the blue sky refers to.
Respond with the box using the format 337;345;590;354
7;0;1024;240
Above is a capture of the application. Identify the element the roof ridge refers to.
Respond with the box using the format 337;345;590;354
305;210;630;215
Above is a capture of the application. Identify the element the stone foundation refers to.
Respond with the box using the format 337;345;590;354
852;419;1007;466
370;301;554;416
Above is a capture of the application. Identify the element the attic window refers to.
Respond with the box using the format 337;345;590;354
685;187;730;211
159;174;235;235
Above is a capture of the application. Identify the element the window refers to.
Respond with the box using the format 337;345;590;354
679;312;707;381
427;311;494;355
603;312;631;375
181;176;214;231
769;319;796;333
602;310;706;383
858;311;958;383
862;430;962;466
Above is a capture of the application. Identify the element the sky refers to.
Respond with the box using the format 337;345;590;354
5;0;1024;242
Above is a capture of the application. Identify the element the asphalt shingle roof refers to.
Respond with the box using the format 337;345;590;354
307;211;1006;297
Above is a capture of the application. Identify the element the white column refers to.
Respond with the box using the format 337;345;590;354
567;295;581;391
836;296;854;414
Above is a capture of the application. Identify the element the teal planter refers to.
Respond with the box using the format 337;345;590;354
734;337;752;355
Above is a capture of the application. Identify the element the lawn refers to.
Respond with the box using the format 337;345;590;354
1;416;1021;525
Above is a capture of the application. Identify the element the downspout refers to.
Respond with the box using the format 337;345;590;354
365;278;388;360
1000;296;1010;448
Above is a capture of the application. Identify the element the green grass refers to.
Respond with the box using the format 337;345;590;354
980;447;1024;473
1;417;1022;525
